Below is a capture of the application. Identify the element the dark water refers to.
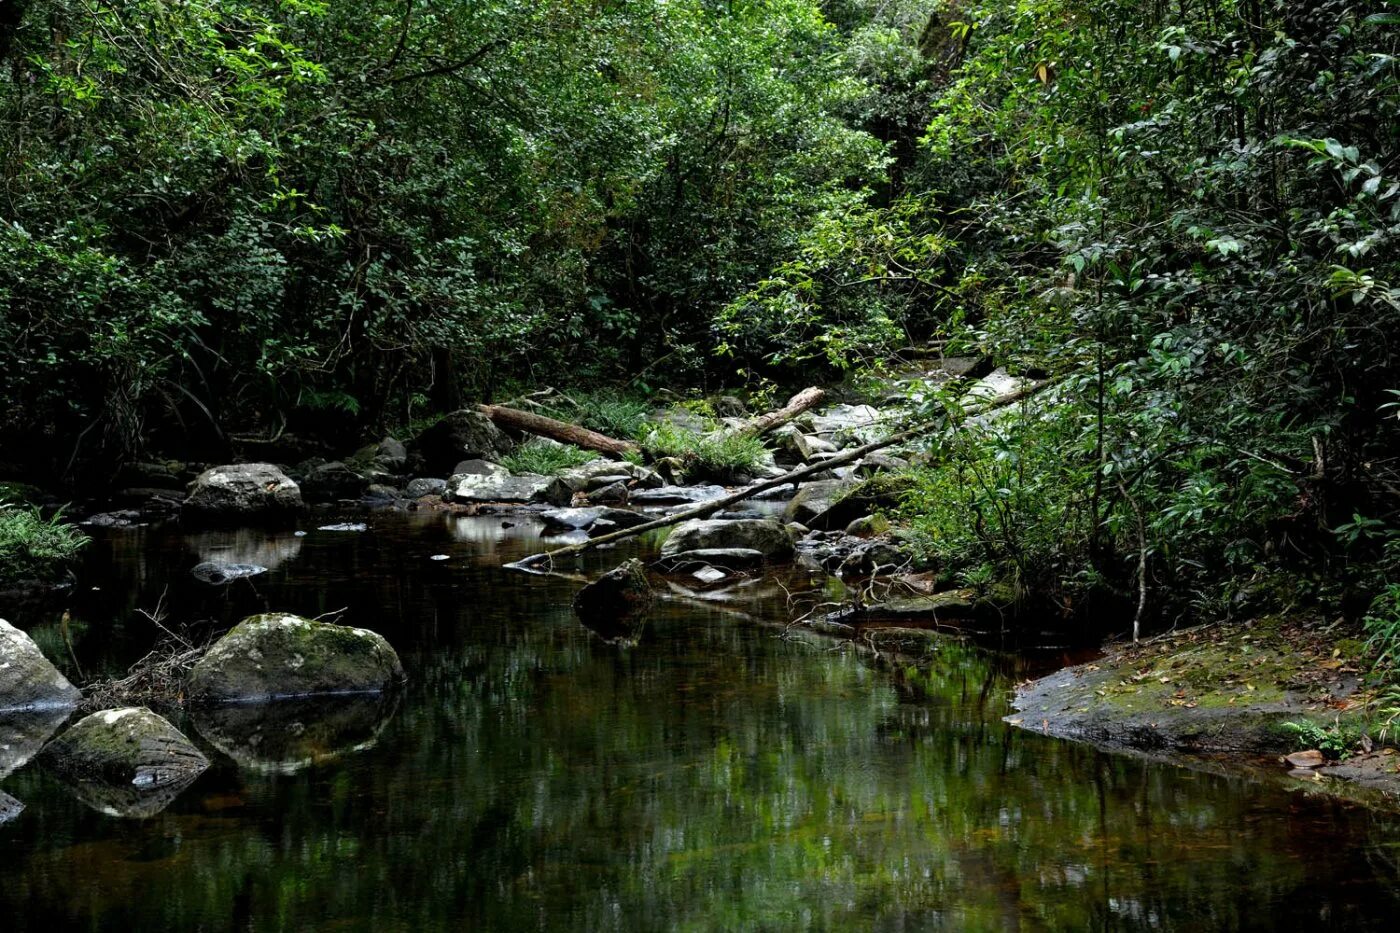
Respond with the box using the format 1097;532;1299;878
2;511;1399;931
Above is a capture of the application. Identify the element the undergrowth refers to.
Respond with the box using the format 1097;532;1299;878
0;502;89;585
638;422;767;481
500;440;597;476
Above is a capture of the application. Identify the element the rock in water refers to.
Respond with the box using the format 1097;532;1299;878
659;519;794;560
0;618;82;712
445;473;570;505
183;463;303;520
573;559;653;642
411;410;515;474
190;561;267;584
187;613;405;703
0;790;22;823
1;707;74;779
42;708;209;789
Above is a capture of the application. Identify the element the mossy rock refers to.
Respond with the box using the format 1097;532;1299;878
187;613;406;703
41;707;209;788
573;559;653;643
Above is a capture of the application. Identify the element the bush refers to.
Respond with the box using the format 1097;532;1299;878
500;441;597;476
0;504;89;585
638;423;767;481
543;391;652;441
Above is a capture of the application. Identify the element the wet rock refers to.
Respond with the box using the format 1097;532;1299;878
405;477;448;499
412;410;515;474
363;484;400;503
660;519;793;560
375;436;408;471
558;459;660;492
184;463;303;520
0;706;72;778
630;484;729;505
586;481;631;503
0;790;22;823
187;613;405;703
445;472;570;506
452;458;509;478
774;425;814;466
1284;749;1326;769
692;566;728;584
539;507;648;533
714;508;767;521
42;708;209;790
573;559;652;640
861;591;977;623
190;561;268;584
782;480;849;527
845;514;891;537
300;460;367;502
652;548;767;572
855;452;909;476
0;618;82;712
81;510;145;528
191;692;400;775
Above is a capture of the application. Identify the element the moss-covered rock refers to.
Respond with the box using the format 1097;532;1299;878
0;618;81;712
186;613;405;703
41;707;209;788
660;518;794;560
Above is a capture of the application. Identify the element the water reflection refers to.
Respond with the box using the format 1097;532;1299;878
190;692;401;775
185;528;304;572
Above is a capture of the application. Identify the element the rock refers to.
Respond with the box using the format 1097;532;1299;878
856;452;909;476
190;561;268;584
962;367;1028;404
412;410;514;474
660;519;793;560
42;708;209;789
573;559;652;640
452;458;509;478
846;514;891;537
0;706;71;779
557;459;654;491
714;508;767;521
773;425;813;465
363;483;400;503
0;618;82;712
539;507;648;533
405;477;448;499
861;591;978;623
586;481;631;503
317;522;367;532
184;463;303;520
81;510;145;528
811;404;887;446
445;472;570;505
652;548;768;572
191;692;399;775
782;480;849;527
630;485;729;505
187;613;405;703
692;566;728;584
1284;749;1326;769
374;436;407;471
301;460;367;502
0;791;22;824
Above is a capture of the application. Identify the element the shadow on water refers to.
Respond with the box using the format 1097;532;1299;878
1;511;1399;930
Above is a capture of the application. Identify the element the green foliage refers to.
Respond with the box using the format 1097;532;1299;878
1280;719;1360;760
0;504;89;584
543;392;652;442
500;441;596;477
1364;584;1400;670
638;423;768;480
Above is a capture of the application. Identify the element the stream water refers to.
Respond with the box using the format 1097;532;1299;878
2;510;1399;931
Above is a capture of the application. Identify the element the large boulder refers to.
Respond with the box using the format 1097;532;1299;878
781;480;850;527
299;460;368;502
0;706;71;779
183;463;303;519
660;519;794;560
412;410;514;475
41;707;209;789
445;472;570;506
187;613;405;703
0;618;81;712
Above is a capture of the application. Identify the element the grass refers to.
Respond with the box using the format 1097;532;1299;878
638;422;767;481
0;502;89;585
543;390;652;440
500;440;598;475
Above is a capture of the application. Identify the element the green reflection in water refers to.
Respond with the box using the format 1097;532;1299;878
1;514;1398;931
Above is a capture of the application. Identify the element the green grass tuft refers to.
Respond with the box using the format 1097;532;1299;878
638;423;766;480
500;441;597;476
0;502;90;585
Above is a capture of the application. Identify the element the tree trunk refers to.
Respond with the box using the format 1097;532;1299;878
722;387;827;439
476;404;640;457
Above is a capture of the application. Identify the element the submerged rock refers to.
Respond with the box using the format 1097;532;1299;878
191;692;400;775
42;707;209;790
187;613;406;703
573;559;652;641
183;463;303;520
0;618;82;712
445;472;570;506
190;561;267;584
660;519;794;560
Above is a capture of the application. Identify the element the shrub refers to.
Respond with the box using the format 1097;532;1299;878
638;423;767;481
0;504;90;585
500;441;597;476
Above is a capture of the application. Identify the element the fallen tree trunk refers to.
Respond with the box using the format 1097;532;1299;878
510;380;1050;570
477;404;640;458
722;387;827;439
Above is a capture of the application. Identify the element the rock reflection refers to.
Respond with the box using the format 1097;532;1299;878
191;692;401;775
57;771;202;819
0;790;23;823
186;528;304;573
0;706;71;779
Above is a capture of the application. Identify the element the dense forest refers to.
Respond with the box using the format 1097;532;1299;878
4;0;1400;663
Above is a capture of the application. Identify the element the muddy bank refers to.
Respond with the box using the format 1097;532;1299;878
1008;614;1400;801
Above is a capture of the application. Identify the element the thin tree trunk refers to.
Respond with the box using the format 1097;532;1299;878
722;387;827;439
476;404;641;457
512;380;1051;569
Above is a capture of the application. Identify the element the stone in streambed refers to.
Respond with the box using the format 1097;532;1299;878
41;708;209;790
573;559;652;638
0;618;82;712
183;463;303;520
187;613;405;703
659;519;794;560
445;472;570;505
652;548;768;572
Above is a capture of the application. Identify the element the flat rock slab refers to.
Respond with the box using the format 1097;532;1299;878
0;618;82;712
446;473;570;505
187;613;406;703
42;707;209;789
660;519;793;560
630;485;728;504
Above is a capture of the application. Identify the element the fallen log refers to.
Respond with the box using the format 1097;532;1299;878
510;379;1051;570
476;404;640;458
722;386;827;440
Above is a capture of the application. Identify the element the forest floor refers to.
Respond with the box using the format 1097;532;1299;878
1008;613;1400;801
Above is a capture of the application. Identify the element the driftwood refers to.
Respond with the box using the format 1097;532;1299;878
511;380;1050;570
722;387;826;439
476;404;640;458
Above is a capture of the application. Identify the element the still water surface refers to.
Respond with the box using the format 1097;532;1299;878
1;511;1398;930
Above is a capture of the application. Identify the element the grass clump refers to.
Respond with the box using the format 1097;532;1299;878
638;423;766;481
0;502;89;585
500;440;597;476
543;390;652;440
